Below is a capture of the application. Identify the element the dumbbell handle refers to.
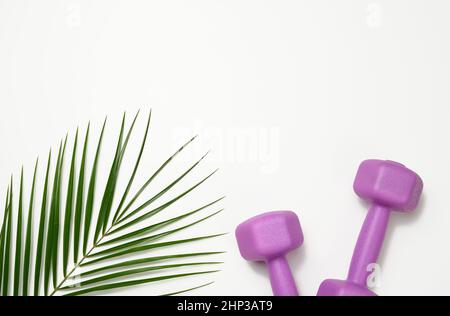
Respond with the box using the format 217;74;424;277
347;204;390;286
267;256;299;296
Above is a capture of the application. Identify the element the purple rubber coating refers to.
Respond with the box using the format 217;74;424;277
235;211;303;296
318;159;423;296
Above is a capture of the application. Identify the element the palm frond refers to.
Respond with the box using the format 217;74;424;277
0;110;225;296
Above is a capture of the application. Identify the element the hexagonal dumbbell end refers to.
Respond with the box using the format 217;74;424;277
235;211;303;296
318;160;423;296
353;160;423;212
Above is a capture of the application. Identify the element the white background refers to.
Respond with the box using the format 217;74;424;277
0;0;449;296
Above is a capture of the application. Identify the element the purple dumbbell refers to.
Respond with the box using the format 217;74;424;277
318;160;423;296
235;211;303;296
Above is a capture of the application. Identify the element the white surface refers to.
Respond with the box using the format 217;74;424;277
0;0;449;296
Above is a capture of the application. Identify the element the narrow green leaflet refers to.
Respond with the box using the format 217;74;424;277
63;130;78;276
83;234;225;266
83;118;107;255
161;281;214;296
93;210;223;258
2;178;13;296
101;197;224;247
71;252;224;278
114;135;197;223
13;170;24;295
93;113;127;243
100;111;141;234
0;186;10;293
22;159;38;296
44;141;64;295
111;169;218;234
62;262;222;289
111;111;151;224
34;151;51;295
63;270;219;296
52;138;68;288
117;152;210;225
73;124;89;263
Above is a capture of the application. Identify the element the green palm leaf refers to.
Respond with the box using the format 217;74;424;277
0;110;224;296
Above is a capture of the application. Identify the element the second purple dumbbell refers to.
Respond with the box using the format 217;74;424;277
317;159;423;296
